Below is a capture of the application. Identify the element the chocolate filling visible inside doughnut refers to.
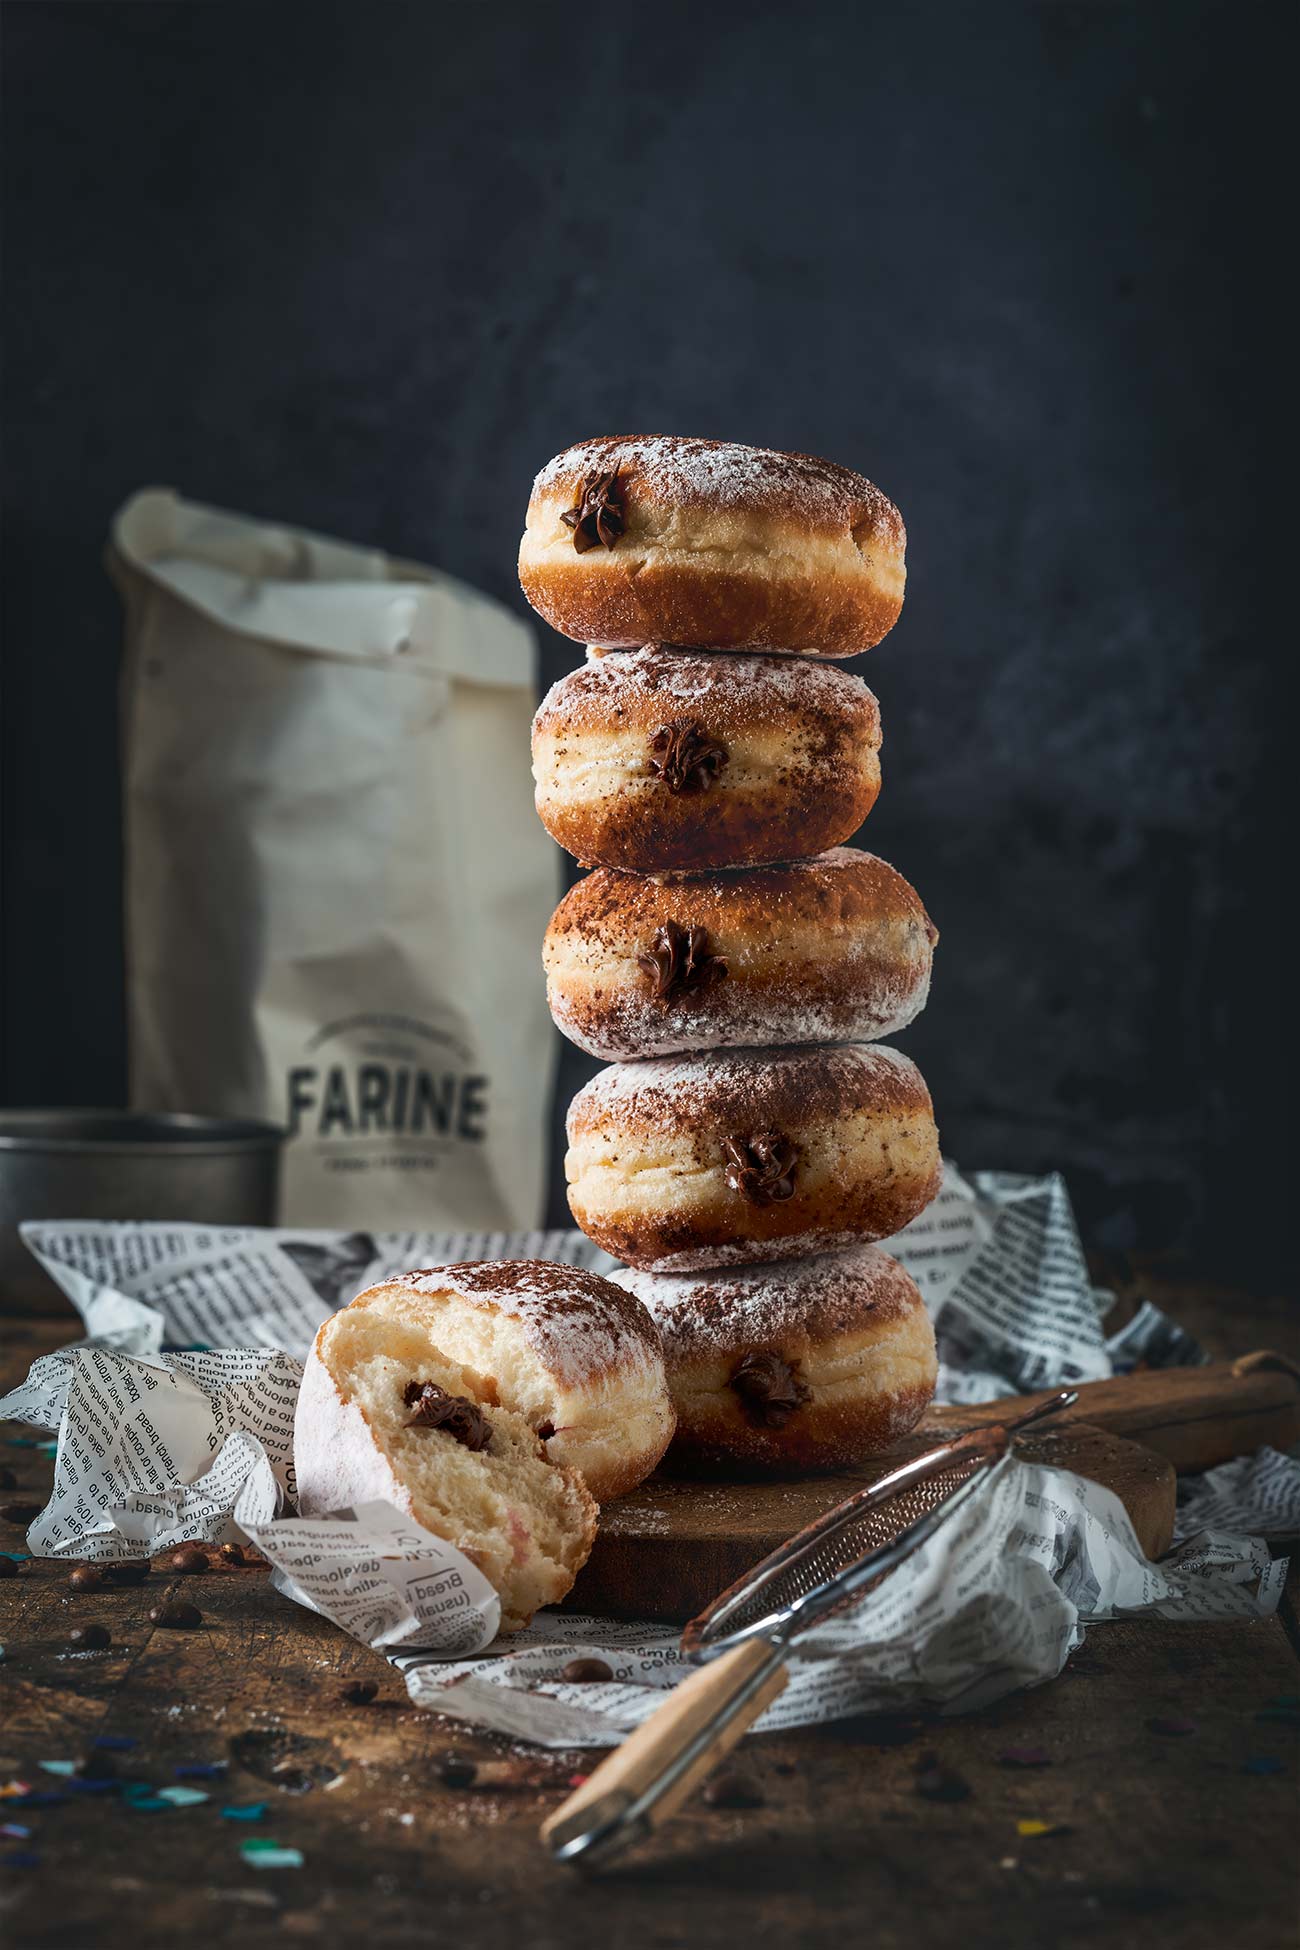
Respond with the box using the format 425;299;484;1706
638;920;728;1002
721;1130;798;1204
730;1351;810;1428
402;1379;492;1451
648;720;728;794
559;468;625;552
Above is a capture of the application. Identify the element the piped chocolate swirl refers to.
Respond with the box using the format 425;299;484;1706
729;1350;810;1428
648;720;728;795
560;469;625;552
638;920;728;1003
721;1130;798;1205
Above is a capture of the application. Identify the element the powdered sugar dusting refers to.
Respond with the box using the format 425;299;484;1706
531;436;903;541
535;644;877;738
390;1259;660;1386
569;1043;925;1132
613;1245;922;1354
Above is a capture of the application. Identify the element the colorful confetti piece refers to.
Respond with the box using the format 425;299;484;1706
175;1762;227;1780
0;1782;31;1799
2;1851;41;1870
1017;1818;1071;1839
157;1787;209;1807
1242;1756;1286;1776
241;1841;304;1870
221;1803;268;1822
94;1737;138;1753
38;1762;77;1778
0;1824;32;1840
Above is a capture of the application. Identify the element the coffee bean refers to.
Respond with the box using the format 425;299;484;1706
149;1602;202;1630
166;1547;208;1575
0;1467;17;1491
0;1556;18;1580
339;1680;378;1705
69;1565;106;1591
106;1562;150;1586
439;1755;478;1788
558;1657;614;1683
218;1543;244;1566
0;1501;40;1525
68;1624;111;1651
701;1770;764;1809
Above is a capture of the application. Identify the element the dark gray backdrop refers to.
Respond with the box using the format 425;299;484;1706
1;2;1286;1279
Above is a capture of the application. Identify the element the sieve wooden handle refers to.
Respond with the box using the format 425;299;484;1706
541;1636;787;1865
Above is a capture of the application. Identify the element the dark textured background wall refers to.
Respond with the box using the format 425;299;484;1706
1;2;1286;1278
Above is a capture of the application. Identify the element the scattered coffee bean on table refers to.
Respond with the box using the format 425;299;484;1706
69;1565;106;1591
218;1544;244;1565
150;1602;202;1630
558;1658;614;1683
166;1547;208;1575
68;1624;112;1651
439;1756;478;1788
0;1502;41;1525
701;1771;764;1809
339;1680;379;1704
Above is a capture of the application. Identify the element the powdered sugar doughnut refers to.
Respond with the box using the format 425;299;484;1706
519;436;906;656
532;646;881;872
295;1260;676;1630
544;848;937;1060
614;1247;937;1472
565;1046;941;1272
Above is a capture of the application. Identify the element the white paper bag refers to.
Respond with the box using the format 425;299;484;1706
110;488;558;1230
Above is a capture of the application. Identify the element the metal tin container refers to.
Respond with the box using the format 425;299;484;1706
0;1110;284;1315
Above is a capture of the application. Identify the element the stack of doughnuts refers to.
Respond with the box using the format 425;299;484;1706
520;436;942;1476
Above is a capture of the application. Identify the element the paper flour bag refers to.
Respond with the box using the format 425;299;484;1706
110;488;558;1230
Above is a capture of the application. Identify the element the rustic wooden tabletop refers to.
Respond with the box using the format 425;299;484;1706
2;1259;1297;1950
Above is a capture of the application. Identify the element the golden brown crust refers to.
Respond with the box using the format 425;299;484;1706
519;436;906;655
614;1248;937;1473
532;647;881;872
672;1380;934;1474
565;1046;942;1272
544;848;938;1059
567;1043;933;1142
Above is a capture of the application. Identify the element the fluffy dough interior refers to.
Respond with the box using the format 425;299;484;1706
319;1303;593;1631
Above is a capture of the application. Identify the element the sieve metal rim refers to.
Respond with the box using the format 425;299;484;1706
680;1390;1080;1662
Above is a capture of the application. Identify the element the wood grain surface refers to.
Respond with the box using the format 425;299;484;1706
571;1421;1178;1624
1;1256;1297;1950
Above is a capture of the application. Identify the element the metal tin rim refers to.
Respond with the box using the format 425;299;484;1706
0;1109;285;1156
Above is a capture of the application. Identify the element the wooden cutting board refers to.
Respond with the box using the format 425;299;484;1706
566;1352;1300;1625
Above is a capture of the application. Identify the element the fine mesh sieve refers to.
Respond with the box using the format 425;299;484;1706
543;1389;1078;1867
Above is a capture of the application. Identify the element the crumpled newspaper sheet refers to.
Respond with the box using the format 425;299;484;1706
3;1163;1295;1745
